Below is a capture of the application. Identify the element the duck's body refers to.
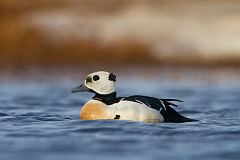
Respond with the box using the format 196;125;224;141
70;71;196;123
80;99;164;123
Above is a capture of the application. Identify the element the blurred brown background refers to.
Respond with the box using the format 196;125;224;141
1;0;240;71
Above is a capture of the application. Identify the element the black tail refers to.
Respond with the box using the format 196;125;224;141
160;105;197;123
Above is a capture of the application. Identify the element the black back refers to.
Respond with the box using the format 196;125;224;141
123;95;165;110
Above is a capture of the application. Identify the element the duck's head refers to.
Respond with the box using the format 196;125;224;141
69;71;116;95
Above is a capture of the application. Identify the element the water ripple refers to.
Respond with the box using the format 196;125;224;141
0;83;239;160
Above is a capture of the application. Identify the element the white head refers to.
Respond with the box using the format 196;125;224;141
69;71;116;95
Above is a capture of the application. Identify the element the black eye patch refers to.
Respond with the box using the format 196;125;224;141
109;73;116;82
93;75;100;81
114;115;120;120
86;76;92;83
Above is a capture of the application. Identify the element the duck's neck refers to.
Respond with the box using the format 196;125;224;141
92;92;117;105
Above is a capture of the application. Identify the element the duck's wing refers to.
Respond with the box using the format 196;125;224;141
122;95;180;111
122;95;197;123
160;99;183;107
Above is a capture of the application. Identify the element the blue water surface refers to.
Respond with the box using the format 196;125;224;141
0;79;240;160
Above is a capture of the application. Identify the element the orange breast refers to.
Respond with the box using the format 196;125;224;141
80;102;110;120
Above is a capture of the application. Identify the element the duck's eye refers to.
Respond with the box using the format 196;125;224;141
93;75;100;81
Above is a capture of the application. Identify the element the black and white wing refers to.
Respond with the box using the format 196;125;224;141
122;95;196;123
122;95;181;111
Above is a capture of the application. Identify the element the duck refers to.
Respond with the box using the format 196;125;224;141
69;71;196;123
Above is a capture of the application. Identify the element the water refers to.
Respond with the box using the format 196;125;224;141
0;79;240;160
